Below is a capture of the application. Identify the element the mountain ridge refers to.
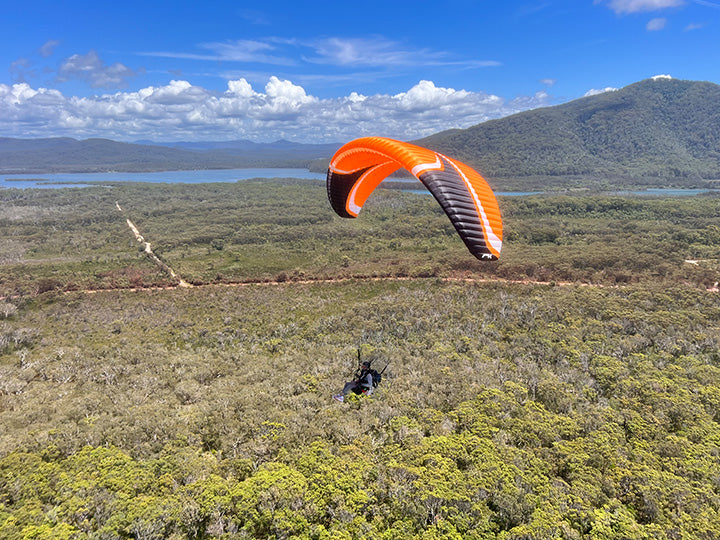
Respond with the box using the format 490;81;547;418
0;137;341;174
414;77;720;183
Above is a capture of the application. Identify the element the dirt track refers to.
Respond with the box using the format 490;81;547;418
116;201;192;288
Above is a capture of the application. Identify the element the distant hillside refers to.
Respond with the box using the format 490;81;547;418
415;78;720;184
0;137;341;174
4;78;720;185
138;138;341;160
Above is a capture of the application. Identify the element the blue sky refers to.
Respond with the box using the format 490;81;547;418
1;0;719;143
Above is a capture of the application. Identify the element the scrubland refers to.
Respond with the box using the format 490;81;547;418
1;180;720;538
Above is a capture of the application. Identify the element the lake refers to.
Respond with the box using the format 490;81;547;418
2;168;327;189
613;188;720;196
2;169;718;197
2;169;542;195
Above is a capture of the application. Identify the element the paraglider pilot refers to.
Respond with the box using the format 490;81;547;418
333;360;381;402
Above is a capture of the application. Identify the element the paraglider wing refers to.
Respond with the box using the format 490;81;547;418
326;136;503;260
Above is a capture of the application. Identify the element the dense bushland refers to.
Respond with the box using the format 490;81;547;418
1;181;720;538
2;280;720;538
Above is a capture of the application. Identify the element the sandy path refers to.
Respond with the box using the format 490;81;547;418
116;201;192;288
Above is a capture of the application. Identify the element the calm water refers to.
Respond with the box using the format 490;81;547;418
2;168;327;189
404;189;543;197
2;169;718;197
613;188;719;196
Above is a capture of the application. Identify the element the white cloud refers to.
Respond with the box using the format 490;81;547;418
227;79;254;98
141;39;293;65
0;78;552;143
601;0;684;13
651;73;673;79
58;51;139;89
143;36;499;71
584;87;618;96
646;17;668;29
691;0;720;7
265;76;312;103
201;39;295;66
306;37;500;69
308;37;445;67
392;80;472;111
1;82;39;105
255;76;318;119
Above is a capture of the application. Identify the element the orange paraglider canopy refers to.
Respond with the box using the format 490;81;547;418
327;136;503;260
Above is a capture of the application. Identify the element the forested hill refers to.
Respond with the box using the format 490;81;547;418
415;77;720;181
0;137;339;174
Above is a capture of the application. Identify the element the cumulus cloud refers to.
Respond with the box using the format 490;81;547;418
646;17;668;29
57;51;140;89
584;87;618;96
599;0;684;13
0;78;552;143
